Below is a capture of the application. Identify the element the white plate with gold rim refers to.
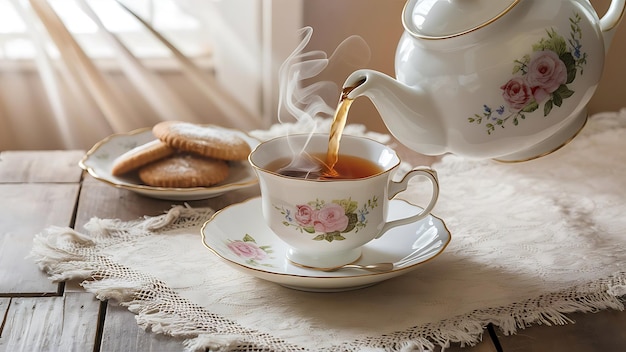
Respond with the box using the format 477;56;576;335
201;197;451;292
79;127;260;201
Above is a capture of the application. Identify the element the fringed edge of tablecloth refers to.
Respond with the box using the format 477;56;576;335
30;205;626;352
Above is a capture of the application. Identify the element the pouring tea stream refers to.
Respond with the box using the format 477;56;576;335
341;0;626;161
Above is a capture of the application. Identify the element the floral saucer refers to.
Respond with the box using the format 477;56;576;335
201;197;451;292
79;127;259;201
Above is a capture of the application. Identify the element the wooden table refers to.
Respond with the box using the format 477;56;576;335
1;150;625;351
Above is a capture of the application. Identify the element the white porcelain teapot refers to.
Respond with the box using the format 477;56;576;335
343;0;625;161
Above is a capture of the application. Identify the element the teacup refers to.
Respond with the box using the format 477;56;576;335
248;134;439;269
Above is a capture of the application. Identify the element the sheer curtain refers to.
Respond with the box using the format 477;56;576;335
0;0;262;150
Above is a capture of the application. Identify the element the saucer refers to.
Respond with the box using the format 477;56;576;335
201;197;451;292
79;127;259;201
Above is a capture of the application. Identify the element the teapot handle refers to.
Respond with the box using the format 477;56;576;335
598;0;626;52
599;0;626;32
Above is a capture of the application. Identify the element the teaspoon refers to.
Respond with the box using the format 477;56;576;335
296;247;439;273
318;262;396;273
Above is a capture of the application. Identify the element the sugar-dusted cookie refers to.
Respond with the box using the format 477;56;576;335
152;121;251;161
138;154;229;188
111;139;174;176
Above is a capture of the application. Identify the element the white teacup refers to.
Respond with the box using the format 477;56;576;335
248;134;439;269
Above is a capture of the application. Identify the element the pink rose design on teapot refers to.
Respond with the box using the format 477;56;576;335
526;50;568;102
469;12;585;135
500;77;534;111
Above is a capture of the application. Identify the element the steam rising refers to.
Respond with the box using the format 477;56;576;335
278;27;370;125
275;27;371;178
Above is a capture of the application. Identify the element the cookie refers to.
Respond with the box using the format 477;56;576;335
138;154;229;188
111;139;174;176
152;121;251;161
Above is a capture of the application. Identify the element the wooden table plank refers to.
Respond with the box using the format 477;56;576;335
0;293;100;352
0;184;79;295
74;175;259;228
440;340;499;352
494;307;626;351
100;303;185;352
0;150;84;183
74;177;175;227
0;297;8;320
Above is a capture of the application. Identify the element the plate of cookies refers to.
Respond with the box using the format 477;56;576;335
79;122;260;201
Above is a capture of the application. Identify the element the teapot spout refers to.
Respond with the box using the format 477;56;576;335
343;69;447;156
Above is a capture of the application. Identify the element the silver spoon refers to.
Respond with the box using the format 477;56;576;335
292;242;444;273
318;262;395;273
298;246;441;273
291;261;395;273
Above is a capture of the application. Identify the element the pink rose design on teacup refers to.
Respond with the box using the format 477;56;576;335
275;197;379;242
228;240;267;261
313;203;349;233
526;50;568;103
295;204;315;227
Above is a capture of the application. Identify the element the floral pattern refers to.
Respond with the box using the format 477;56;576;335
226;234;274;267
275;197;379;242
468;13;587;135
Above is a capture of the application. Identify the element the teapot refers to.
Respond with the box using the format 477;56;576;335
343;0;625;161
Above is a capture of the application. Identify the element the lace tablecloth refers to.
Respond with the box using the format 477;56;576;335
32;111;626;351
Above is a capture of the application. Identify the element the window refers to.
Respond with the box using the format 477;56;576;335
0;0;212;61
0;0;306;151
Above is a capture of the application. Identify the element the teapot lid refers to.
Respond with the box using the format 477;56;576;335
402;0;520;39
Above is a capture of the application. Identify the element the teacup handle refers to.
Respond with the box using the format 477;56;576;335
376;167;440;238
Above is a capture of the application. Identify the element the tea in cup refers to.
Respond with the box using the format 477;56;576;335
248;134;439;269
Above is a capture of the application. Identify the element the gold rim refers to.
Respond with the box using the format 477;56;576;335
402;0;520;40
494;113;588;163
200;197;452;281
79;126;260;195
248;133;400;182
